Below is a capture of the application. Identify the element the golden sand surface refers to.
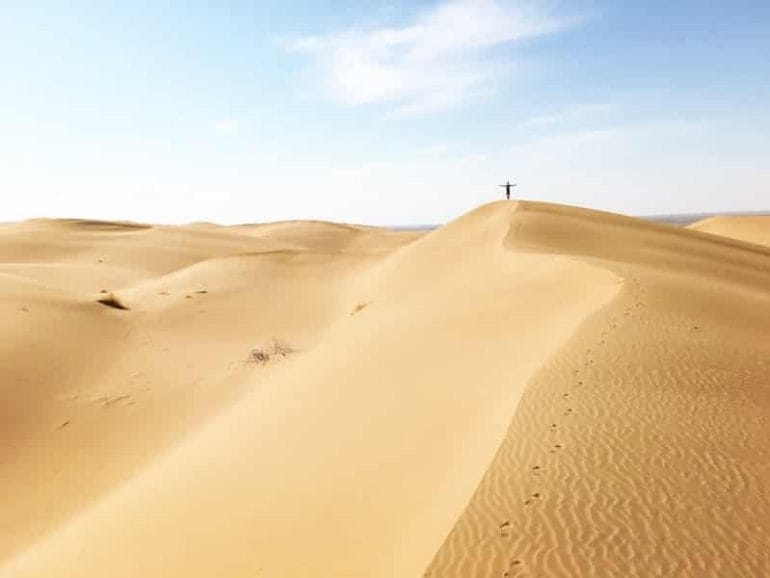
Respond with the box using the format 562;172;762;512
1;201;768;577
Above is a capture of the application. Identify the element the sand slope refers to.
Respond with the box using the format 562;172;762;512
688;215;770;248
0;218;419;566
427;205;770;577
1;203;769;577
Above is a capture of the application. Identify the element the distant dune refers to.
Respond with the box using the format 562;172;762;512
1;201;769;577
688;215;770;247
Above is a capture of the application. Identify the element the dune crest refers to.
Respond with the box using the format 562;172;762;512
1;201;769;577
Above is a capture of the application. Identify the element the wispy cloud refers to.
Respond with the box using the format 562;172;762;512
520;103;615;128
286;0;582;116
213;119;239;137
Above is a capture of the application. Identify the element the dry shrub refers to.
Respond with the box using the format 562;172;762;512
249;339;295;364
249;350;270;364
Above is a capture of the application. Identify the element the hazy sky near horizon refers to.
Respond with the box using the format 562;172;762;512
1;0;768;225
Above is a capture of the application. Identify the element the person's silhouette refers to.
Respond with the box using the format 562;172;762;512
499;181;517;199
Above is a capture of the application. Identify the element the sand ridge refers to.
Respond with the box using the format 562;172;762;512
1;202;769;576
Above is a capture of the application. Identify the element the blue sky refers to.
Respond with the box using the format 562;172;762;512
1;0;768;225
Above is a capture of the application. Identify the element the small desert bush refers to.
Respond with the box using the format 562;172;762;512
248;339;295;364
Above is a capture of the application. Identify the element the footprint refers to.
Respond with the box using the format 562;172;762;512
549;423;557;432
503;559;523;577
498;520;511;537
564;408;573;416
524;492;542;506
550;444;563;454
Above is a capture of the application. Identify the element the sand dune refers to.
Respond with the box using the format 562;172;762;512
688;215;770;248
1;202;769;577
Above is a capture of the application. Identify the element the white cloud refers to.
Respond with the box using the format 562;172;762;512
213;119;239;137
519;103;615;128
287;0;581;116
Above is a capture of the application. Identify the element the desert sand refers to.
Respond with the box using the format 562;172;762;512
1;201;769;577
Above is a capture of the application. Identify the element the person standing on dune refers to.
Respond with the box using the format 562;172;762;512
499;181;517;200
